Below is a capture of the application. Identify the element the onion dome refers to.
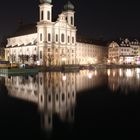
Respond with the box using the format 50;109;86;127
64;1;74;11
40;0;52;4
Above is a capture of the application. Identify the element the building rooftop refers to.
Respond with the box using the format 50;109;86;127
11;23;37;38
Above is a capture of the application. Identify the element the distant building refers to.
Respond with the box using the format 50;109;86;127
5;0;107;66
108;38;140;64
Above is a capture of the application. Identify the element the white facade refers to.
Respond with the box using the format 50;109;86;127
5;0;107;66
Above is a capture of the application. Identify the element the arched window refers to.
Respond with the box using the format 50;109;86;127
71;16;74;25
47;11;50;20
40;33;42;42
41;11;44;20
56;34;58;42
68;36;70;43
61;34;65;43
72;36;75;44
48;33;51;42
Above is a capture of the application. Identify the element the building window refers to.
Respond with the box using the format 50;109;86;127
40;33;42;42
68;36;70;43
62;93;65;102
40;51;42;59
41;11;44;20
71;16;74;25
61;34;65;43
48;33;51;42
48;48;50;52
47;11;50;20
72;37;75;44
56;34;58;42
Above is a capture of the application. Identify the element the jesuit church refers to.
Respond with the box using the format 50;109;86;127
5;0;106;66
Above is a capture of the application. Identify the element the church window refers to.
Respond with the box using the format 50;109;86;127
48;33;51;42
62;93;65;102
56;34;58;42
41;11;44;20
40;33;42;42
68;36;70;43
61;34;65;43
72;37;75;44
47;11;50;20
71;16;74;25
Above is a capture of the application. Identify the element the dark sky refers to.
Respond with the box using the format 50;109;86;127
0;0;140;41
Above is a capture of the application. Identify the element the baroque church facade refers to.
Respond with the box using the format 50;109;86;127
5;0;106;66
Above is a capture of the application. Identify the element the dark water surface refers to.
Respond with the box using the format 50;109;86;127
0;68;140;139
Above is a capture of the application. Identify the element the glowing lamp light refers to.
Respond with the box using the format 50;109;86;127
62;57;66;61
62;75;67;81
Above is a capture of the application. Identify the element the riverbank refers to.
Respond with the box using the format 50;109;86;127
0;64;140;77
0;65;80;76
95;64;140;69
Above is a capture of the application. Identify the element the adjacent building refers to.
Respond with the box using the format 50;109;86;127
5;0;107;66
108;38;140;64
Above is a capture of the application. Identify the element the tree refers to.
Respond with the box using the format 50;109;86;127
18;54;25;64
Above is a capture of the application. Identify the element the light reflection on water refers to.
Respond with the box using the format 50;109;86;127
1;68;140;134
107;68;140;93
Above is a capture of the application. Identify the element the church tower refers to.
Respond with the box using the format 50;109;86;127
37;0;53;66
63;1;75;26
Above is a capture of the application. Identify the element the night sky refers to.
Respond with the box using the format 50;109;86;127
0;0;140;41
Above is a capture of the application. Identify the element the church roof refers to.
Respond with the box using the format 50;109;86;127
11;23;37;38
40;0;52;4
64;1;74;11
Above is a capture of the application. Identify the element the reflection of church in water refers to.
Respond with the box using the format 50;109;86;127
4;71;104;132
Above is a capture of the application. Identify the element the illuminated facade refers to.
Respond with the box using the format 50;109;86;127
108;38;140;64
5;0;107;66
